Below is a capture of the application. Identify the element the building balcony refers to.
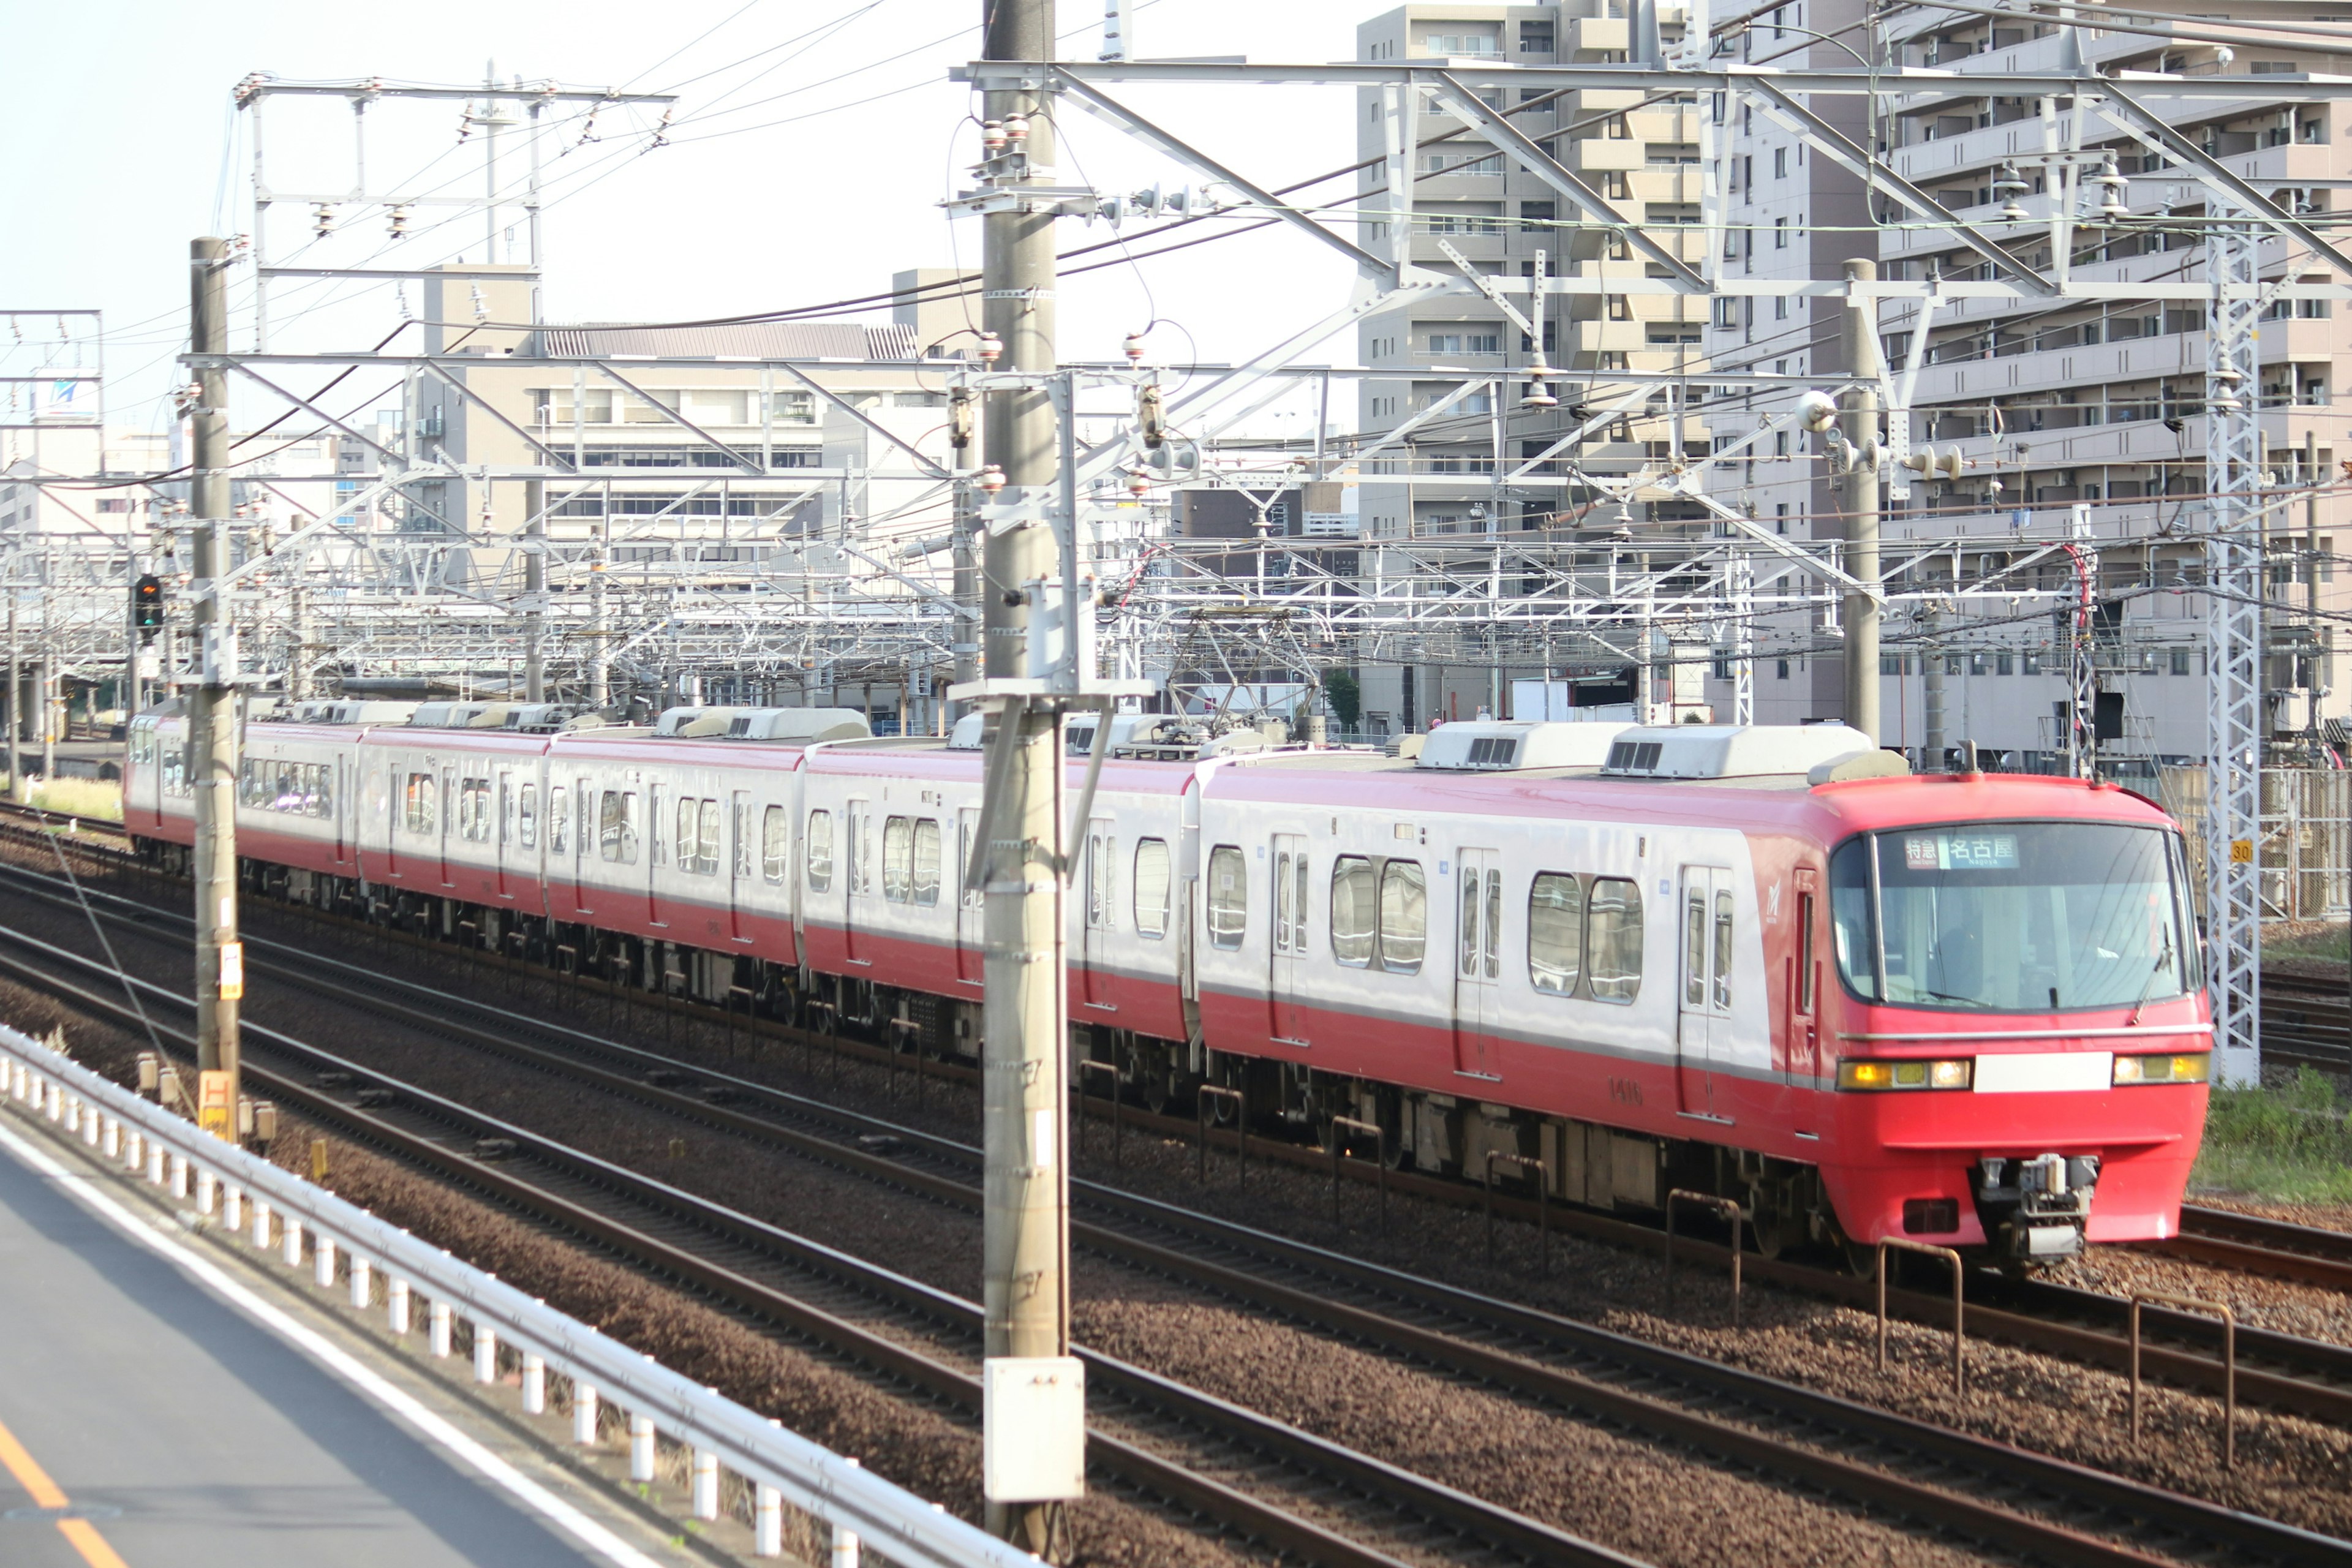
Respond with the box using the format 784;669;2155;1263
1567;16;1630;54
1563;137;1643;173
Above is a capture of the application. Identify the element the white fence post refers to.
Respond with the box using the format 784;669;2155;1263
389;1278;412;1335
350;1255;372;1310
522;1354;546;1415
573;1383;599;1446
630;1414;656;1483
251;1197;271;1250
474;1325;498;1385
429;1300;452;1358
314;1234;336;1289
692;1449;719;1521
282;1215;303;1268
755;1484;783;1558
222;1185;241;1230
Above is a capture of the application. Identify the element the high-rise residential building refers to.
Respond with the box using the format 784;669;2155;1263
1713;4;2351;762
1352;1;1718;735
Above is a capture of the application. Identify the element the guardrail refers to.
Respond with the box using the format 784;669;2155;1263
0;1022;1035;1568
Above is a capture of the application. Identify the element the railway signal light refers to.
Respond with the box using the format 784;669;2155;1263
134;574;164;641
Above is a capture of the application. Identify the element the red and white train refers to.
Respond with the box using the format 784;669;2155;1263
124;700;2212;1262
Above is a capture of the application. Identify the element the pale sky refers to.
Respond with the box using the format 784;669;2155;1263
3;0;1370;440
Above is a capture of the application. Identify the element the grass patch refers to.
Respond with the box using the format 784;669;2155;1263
4;777;123;821
2192;1068;2352;1203
2267;921;2351;966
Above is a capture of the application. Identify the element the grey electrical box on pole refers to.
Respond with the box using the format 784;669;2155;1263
189;236;243;1139
1839;258;1882;747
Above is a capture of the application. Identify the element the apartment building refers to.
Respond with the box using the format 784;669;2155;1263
1352;1;1717;734
404;265;962;574
1711;3;2352;761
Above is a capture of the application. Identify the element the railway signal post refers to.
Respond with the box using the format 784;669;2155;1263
187;236;242;1137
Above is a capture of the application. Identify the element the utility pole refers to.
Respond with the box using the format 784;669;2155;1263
4;588;18;799
524;498;546;703
189;237;243;1139
1840;258;1882;746
2307;429;2326;744
975;0;1076;1553
1921;607;1944;768
287;579;312;703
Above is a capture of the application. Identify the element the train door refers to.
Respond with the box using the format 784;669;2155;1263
1677;864;1735;1118
1451;848;1502;1079
843;797;873;963
437;764;455;888
333;755;348;866
646;782;667;927
729;790;754;943
496;769;515;901
1268;832;1308;1044
954;806;983;986
1081;819;1117;1012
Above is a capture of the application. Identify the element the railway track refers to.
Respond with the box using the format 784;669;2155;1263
17;827;2352;1422
0;916;1650;1568
0;854;2341;1566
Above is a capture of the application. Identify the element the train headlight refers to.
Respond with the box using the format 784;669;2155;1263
1837;1058;1972;1090
2113;1051;2211;1085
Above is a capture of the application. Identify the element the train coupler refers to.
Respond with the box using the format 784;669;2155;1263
1973;1152;2100;1261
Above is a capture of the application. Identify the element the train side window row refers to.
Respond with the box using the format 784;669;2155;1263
1529;873;1645;1005
674;796;723;876
1209;845;1645;1002
239;758;333;819
882;816;942;906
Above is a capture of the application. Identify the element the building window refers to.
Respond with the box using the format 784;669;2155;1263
1520;200;1555;232
2170;647;2192;676
1776;659;1791;679
1773;147;1787;178
1774;217;1789;248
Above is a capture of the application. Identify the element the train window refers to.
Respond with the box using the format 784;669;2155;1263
1088;826;1115;932
599;790;639;864
649;785;669;865
1796;891;1815;1012
1330;856;1376;966
883;816;913;903
1379;859;1427;973
912;819;941;907
519;784;538;850
1133;839;1170;938
697;799;721;876
1586;877;1644;1004
676;796;700;872
806;810;834;892
500;780;513;843
1207;845;1246;949
404;772;436;835
1528;873;1584;994
762;805;788;883
1828;840;1877;1001
1713;888;1735;1009
549;787;568;854
1683;886;1708;1007
462;778;493;842
314;765;333;820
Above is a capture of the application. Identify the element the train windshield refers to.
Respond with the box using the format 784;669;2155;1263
1829;823;2199;1012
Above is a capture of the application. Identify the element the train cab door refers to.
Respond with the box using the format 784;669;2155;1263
1082;819;1118;1013
728;791;755;943
1451;848;1502;1079
1677;864;1735;1119
1268;833;1308;1044
954;807;983;986
843;797;873;964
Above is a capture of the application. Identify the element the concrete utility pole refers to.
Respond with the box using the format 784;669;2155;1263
287;580;312;703
979;0;1072;1551
2308;429;2327;737
5;590;18;799
123;546;143;723
524;496;547;704
1840;258;1882;745
189;237;243;1138
1921;607;1945;768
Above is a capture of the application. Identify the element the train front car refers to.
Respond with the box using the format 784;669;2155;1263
1813;774;2209;1264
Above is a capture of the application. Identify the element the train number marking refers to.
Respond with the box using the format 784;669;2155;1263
1608;1077;1643;1106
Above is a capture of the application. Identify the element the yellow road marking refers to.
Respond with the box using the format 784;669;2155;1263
0;1411;128;1568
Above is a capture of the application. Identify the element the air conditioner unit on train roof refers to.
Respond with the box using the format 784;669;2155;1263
652;706;871;742
1599;723;1910;782
1414;720;1636;771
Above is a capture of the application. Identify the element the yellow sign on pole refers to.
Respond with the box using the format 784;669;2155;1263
197;1070;234;1137
218;941;244;1001
2229;839;2255;864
